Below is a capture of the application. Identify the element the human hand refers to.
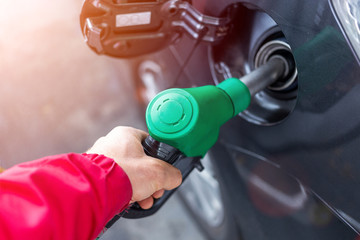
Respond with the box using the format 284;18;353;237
86;126;182;209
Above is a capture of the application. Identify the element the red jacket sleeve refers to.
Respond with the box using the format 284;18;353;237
0;153;132;240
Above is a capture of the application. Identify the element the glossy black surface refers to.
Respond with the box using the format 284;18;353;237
210;140;358;239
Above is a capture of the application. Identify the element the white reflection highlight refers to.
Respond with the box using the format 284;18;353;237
249;174;308;210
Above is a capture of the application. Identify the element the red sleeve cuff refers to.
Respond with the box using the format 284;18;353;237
81;153;133;216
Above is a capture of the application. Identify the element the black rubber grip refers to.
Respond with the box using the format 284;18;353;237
142;136;182;165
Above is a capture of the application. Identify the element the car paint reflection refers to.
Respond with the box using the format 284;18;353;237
221;142;358;238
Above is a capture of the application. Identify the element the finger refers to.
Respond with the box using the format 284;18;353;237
155;161;183;190
107;126;148;141
133;129;149;141
122;126;148;141
138;197;154;210
152;189;165;199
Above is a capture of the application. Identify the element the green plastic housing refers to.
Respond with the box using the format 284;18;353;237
146;78;251;157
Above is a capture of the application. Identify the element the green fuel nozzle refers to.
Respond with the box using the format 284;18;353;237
146;78;250;157
146;57;286;157
121;56;287;219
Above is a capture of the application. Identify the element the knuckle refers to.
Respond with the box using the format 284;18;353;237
150;160;166;186
175;169;183;185
120;126;134;133
112;126;132;135
111;126;123;134
94;136;106;145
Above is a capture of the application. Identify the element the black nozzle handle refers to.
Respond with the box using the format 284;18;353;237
105;136;201;225
121;136;184;219
142;135;182;165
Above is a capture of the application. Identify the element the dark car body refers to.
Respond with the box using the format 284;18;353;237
130;0;360;239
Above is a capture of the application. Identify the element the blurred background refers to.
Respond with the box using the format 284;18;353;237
0;0;205;239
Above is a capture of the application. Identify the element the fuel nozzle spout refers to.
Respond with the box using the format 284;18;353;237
236;56;287;96
146;57;287;157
